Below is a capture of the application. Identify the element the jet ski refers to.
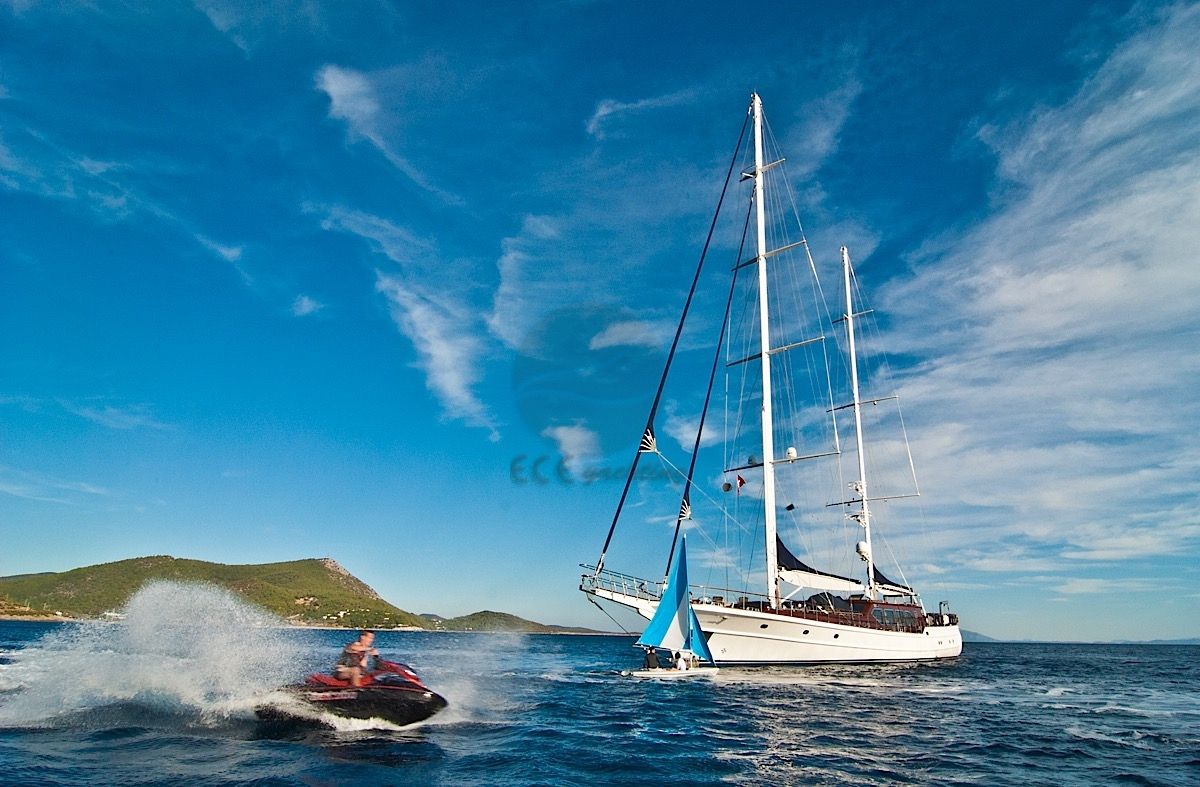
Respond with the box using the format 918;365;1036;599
256;658;447;727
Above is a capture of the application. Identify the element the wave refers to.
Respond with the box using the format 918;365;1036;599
0;581;304;729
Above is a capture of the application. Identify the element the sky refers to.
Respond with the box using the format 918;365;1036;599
2;1;1198;642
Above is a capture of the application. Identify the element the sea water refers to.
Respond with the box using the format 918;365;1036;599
0;584;1197;786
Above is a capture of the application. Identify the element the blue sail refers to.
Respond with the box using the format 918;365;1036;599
635;537;714;663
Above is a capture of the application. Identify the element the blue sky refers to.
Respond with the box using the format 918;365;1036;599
2;1;1198;641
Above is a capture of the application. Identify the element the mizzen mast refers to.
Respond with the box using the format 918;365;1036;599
842;246;877;599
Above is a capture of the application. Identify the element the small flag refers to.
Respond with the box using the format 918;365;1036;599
678;496;692;521
639;426;657;453
736;475;746;494
785;503;795;511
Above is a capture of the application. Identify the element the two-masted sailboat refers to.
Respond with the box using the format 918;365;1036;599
580;93;961;664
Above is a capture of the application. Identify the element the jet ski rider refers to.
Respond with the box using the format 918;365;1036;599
334;630;379;687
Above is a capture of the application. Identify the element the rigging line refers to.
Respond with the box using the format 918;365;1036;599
875;530;916;602
654;451;756;540
765;111;831;323
721;209;754;592
585;594;632;635
594;109;750;574
664;205;747;577
895;395;921;496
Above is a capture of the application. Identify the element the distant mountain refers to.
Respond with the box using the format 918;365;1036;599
962;629;1000;642
0;555;428;628
437;610;555;632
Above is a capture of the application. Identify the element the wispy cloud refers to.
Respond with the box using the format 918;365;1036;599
487;214;577;350
193;0;332;53
375;272;498;439
541;423;601;477
586;89;696;140
0;465;109;505
1052;577;1157;596
312;203;437;268
878;3;1200;574
291;294;323;316
193;232;249;281
662;405;720;452
781;74;864;179
588;319;674;351
0;0;34;16
0;128;246;267
193;233;242;263
315;64;461;204
312;202;497;436
0;393;39;412
58;401;169;430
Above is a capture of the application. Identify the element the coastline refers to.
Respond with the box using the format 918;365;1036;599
0;614;618;635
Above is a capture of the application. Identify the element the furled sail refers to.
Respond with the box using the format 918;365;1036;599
873;566;915;597
776;537;866;594
636;537;714;662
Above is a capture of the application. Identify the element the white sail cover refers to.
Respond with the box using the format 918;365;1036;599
877;583;916;597
778;568;866;594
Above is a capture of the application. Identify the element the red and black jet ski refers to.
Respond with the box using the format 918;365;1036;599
256;659;447;727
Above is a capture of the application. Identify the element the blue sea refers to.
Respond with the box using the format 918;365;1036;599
1;585;1197;786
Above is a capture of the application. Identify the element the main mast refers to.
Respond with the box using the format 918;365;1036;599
842;246;877;599
751;93;781;609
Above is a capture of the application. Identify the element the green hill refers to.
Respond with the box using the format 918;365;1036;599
438;610;556;632
0;555;428;629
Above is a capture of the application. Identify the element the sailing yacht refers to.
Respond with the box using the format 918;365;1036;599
580;93;961;664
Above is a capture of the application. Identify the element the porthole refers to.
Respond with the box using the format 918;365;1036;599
833;634;839;639
802;629;809;635
759;623;768;629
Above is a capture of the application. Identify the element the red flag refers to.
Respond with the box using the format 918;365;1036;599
736;475;746;494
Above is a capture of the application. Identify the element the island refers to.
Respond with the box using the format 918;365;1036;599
0;555;599;632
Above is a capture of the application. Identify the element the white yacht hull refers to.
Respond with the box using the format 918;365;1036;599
588;586;961;664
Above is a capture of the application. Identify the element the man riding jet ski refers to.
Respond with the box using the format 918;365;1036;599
256;630;447;727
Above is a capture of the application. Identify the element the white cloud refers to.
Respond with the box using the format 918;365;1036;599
313;203;436;268
316;65;379;132
663;407;720;452
291;294;323;316
588;319;674;350
315;64;461;204
586;89;697;139
314;202;497;437
376;272;498;439
781;76;864;179
487;214;581;349
193;233;243;263
877;3;1200;573
541;423;601;478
